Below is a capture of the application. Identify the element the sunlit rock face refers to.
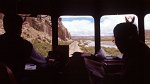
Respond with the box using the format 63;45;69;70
24;15;71;41
0;14;71;42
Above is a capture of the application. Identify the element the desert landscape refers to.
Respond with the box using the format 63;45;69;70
0;13;150;58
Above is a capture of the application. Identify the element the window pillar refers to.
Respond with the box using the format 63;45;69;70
137;13;145;42
51;15;58;50
94;16;100;54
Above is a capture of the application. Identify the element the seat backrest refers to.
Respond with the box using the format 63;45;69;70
0;63;17;84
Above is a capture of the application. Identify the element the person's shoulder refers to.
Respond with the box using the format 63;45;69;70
24;39;32;46
20;37;33;47
140;41;150;54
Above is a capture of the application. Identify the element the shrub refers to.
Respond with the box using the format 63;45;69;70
31;39;52;57
80;45;95;54
102;47;121;56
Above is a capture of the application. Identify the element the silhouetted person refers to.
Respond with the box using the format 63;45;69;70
113;23;150;84
0;14;33;81
64;52;91;84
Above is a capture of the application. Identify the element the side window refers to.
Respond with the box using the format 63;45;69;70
59;16;95;57
0;13;5;35
100;14;138;58
0;14;52;57
144;14;150;47
21;15;52;57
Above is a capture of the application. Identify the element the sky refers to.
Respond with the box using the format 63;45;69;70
61;14;150;36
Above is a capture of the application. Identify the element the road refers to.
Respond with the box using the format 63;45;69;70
69;41;83;57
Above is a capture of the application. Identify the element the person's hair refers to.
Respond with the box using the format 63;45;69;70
3;14;23;34
113;23;138;40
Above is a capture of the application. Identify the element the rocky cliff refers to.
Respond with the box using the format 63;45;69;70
0;14;71;41
0;14;71;56
24;15;71;41
58;18;71;41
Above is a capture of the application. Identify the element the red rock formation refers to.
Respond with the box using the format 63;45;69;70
25;15;71;41
58;17;71;41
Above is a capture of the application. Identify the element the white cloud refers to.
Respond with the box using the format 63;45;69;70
100;14;138;36
60;16;93;19
62;18;94;36
61;15;138;36
144;14;150;30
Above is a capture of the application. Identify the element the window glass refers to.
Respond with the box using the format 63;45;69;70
59;16;95;57
0;13;5;35
144;14;150;47
21;15;52;57
0;14;51;57
100;14;138;58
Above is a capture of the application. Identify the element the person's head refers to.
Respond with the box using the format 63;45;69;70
3;14;23;36
113;23;139;53
72;52;82;57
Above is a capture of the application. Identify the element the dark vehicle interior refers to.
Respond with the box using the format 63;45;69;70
0;0;150;84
